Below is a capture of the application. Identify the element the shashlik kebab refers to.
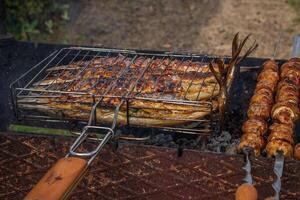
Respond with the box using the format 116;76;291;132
266;58;300;159
239;59;279;156
237;58;300;200
236;59;279;200
266;58;300;200
239;58;300;158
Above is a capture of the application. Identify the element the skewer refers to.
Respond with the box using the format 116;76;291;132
242;147;253;185
235;147;258;200
237;31;283;200
234;34;260;200
269;30;295;200
271;31;283;60
271;32;284;200
272;151;284;200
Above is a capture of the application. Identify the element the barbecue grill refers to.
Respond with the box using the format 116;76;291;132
2;37;300;200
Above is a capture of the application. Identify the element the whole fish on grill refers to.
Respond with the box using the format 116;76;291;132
18;57;219;127
18;33;257;127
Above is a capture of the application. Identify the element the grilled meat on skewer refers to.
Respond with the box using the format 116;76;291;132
265;58;300;199
254;87;273;97
262;59;279;72
267;129;294;145
239;59;279;157
269;122;294;134
242;117;268;136
266;139;293;159
271;102;299;125
275;91;299;105
239;133;266;156
247;102;272;119
250;93;273;105
257;70;279;84
255;80;277;92
266;58;300;158
294;144;300;160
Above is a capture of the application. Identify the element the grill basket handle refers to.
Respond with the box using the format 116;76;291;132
24;157;88;200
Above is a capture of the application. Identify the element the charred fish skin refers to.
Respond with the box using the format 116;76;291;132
18;55;220;127
34;59;220;101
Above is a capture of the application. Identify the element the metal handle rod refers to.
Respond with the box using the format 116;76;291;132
68;103;122;163
242;148;253;185
272;152;284;200
68;126;113;158
292;35;300;58
272;31;283;60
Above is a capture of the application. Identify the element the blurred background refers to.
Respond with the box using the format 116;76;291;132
1;0;300;59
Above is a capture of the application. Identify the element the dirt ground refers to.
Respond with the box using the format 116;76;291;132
35;0;300;59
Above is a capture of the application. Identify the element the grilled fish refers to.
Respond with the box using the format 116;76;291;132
18;56;219;127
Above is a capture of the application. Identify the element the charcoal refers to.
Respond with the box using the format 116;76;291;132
207;131;233;152
225;139;239;154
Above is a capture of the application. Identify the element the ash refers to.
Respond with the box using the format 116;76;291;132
142;131;240;154
207;131;239;154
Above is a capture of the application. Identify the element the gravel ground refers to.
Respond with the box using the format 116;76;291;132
33;0;300;59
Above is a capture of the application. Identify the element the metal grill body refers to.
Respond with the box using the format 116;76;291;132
1;134;300;200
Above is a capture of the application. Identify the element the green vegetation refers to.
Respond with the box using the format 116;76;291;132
287;0;300;22
9;124;74;137
9;124;106;139
4;0;69;40
288;0;300;10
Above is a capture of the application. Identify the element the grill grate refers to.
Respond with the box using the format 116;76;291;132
10;47;230;135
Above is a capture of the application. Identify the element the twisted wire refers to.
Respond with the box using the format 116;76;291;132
242;148;253;185
272;153;284;200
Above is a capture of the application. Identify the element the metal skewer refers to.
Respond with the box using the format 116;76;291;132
269;31;288;200
271;31;283;60
269;32;284;200
269;31;299;200
236;32;283;200
235;147;258;200
272;151;284;200
242;147;253;185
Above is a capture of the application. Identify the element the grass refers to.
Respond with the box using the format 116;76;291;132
288;0;300;9
287;0;300;23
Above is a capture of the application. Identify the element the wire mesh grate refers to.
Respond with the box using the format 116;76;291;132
10;47;230;134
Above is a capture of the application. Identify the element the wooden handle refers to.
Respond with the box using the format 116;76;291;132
24;157;88;200
235;183;258;200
